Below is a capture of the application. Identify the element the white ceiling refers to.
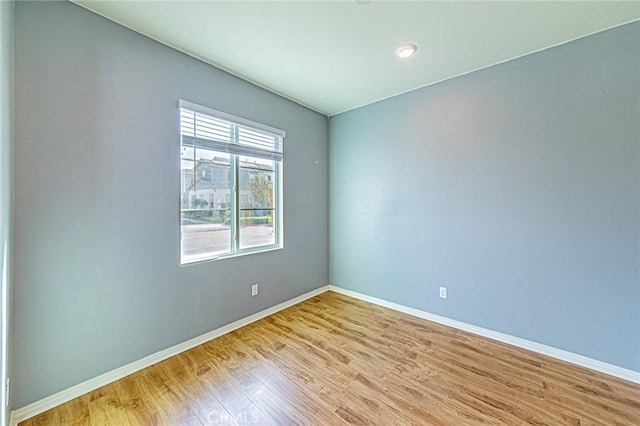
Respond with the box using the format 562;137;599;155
73;1;640;116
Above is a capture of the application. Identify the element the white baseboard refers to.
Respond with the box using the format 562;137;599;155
9;285;330;425
328;285;640;384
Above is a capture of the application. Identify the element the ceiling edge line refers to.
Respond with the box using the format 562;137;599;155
70;1;330;118
328;17;640;118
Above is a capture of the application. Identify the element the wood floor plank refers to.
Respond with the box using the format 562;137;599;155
115;375;163;425
18;291;640;425
86;385;129;426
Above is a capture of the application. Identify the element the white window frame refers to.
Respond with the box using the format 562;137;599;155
179;100;285;265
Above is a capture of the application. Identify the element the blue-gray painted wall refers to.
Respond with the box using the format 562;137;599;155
13;1;328;407
329;22;639;371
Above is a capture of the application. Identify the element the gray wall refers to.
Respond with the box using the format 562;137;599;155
329;22;639;371
1;0;14;423
14;1;328;407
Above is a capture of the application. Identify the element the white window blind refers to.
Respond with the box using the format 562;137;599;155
179;100;284;161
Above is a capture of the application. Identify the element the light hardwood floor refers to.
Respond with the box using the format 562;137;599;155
20;291;640;425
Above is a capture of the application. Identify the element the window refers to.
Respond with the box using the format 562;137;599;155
179;100;284;264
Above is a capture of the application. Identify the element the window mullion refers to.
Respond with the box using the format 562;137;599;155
192;112;197;193
232;125;240;254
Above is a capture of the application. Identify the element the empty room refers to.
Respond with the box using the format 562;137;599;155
1;0;639;425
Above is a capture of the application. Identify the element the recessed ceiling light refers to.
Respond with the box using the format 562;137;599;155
395;43;418;58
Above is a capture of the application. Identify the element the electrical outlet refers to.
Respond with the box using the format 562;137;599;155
439;287;447;299
251;284;259;297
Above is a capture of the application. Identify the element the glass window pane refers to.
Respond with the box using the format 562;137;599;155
181;149;232;260
239;155;276;249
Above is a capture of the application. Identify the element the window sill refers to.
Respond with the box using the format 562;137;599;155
180;244;283;266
